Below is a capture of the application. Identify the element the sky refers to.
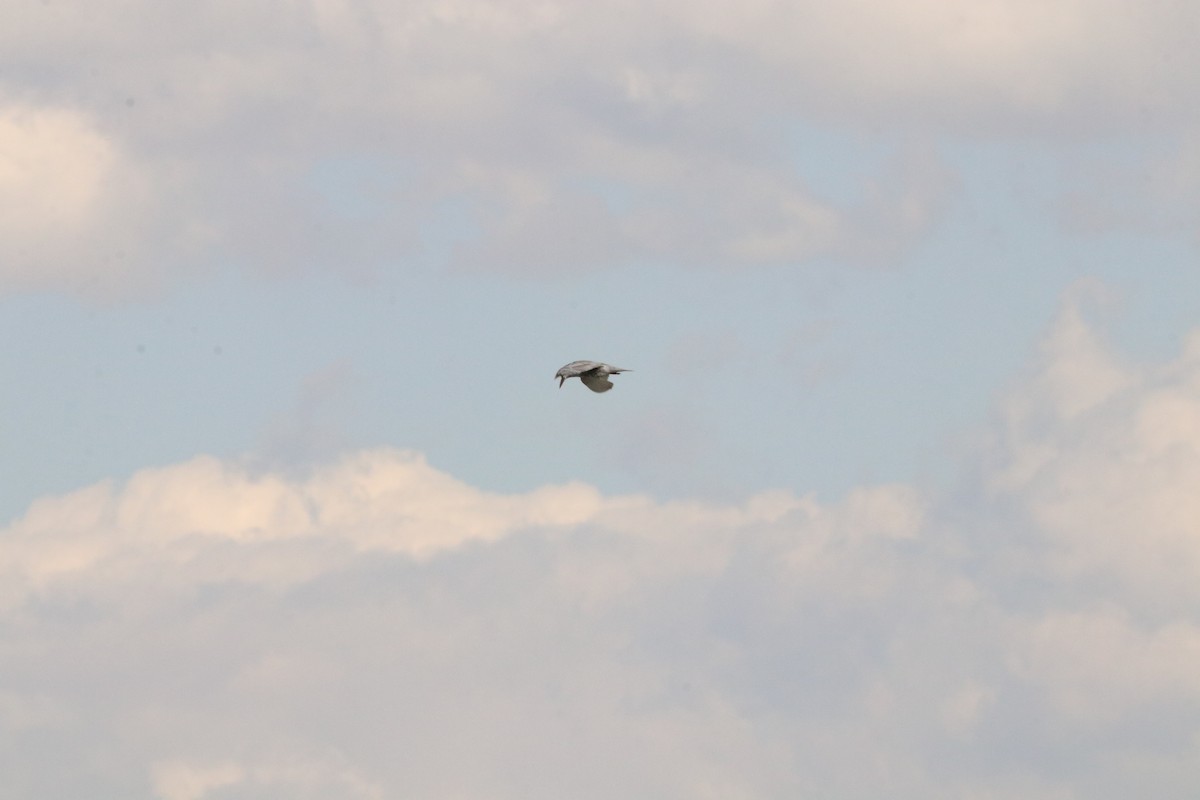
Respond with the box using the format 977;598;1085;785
3;0;1200;797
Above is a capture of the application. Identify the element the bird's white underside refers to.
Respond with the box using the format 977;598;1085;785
580;372;614;392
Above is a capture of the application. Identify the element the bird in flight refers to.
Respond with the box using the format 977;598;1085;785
555;361;631;393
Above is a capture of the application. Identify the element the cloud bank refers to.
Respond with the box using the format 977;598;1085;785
3;298;1200;798
4;0;1197;296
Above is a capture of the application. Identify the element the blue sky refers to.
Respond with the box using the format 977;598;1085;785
6;162;1197;514
3;2;1200;797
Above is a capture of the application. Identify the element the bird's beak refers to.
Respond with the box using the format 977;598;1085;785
557;376;564;387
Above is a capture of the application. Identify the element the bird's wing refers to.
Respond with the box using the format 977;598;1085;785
580;370;614;392
558;360;599;378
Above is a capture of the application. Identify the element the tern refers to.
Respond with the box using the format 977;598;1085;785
555;361;631;393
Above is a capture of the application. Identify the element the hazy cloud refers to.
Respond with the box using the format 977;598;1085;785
0;103;201;298
5;299;1200;797
986;289;1200;613
6;0;1195;296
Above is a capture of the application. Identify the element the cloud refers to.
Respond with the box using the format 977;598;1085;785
0;103;197;298
985;286;1200;611
9;0;1195;296
690;0;1200;131
5;297;1200;799
150;754;383;800
1007;606;1200;723
0;449;602;602
151;761;245;800
0;450;929;798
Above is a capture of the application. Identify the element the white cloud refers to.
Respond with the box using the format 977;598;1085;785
0;103;199;298
986;288;1200;610
151;761;244;800
6;298;1200;800
938;680;996;738
683;0;1200;130
1007;606;1200;723
1;451;936;798
0;449;603;603
8;0;1195;295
